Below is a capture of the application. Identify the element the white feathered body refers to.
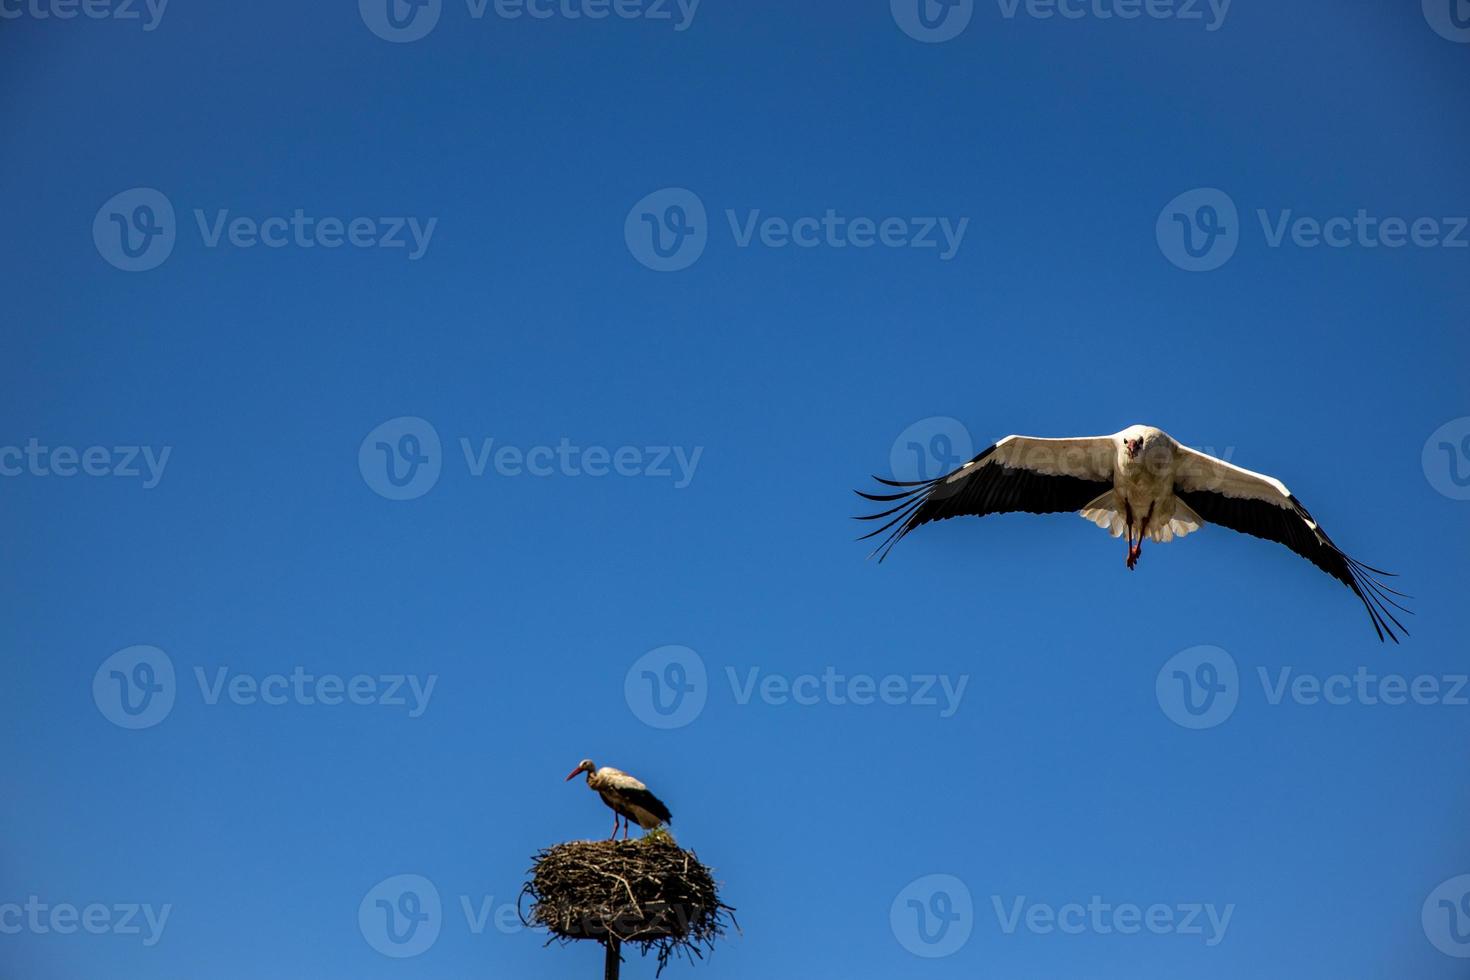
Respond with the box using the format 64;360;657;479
1079;425;1204;543
584;766;672;830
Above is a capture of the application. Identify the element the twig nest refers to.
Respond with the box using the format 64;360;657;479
521;834;735;972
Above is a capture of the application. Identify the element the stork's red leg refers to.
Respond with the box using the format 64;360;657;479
623;821;631;841
609;814;620;840
1124;501;1136;570
1132;502;1154;568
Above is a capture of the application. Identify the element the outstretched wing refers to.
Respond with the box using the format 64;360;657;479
1172;445;1409;643
856;435;1116;562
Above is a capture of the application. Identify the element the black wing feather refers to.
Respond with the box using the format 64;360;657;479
855;442;1113;562
617;786;672;825
1176;489;1410;643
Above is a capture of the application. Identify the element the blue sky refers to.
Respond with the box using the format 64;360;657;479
3;1;1470;977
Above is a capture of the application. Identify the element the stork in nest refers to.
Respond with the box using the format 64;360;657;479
565;759;673;840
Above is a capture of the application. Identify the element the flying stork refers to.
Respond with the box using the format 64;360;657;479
565;759;673;840
856;424;1409;642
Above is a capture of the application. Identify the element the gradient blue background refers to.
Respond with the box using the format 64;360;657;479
3;1;1469;977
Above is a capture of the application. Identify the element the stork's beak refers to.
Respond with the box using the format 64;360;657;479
564;767;583;781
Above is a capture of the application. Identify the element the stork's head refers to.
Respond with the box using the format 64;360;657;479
564;759;595;781
1119;425;1175;475
1119;425;1165;461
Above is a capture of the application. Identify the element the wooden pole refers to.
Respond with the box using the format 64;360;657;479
603;937;620;980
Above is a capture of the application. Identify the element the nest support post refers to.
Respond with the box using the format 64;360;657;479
604;935;621;980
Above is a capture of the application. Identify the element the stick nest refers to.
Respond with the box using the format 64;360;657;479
520;835;736;973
